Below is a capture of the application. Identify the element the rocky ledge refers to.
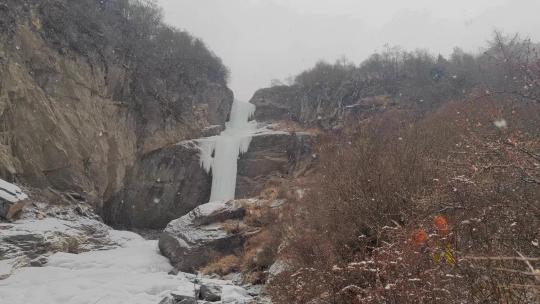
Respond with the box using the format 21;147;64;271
0;200;124;279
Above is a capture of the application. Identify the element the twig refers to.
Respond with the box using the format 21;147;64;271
498;284;540;290
517;250;540;283
463;256;540;262
470;265;540;276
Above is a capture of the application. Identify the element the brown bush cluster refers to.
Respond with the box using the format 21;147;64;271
268;97;539;304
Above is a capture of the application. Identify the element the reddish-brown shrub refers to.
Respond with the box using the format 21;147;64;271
268;97;539;304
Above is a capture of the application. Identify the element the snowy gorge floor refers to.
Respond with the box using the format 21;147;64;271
0;229;252;304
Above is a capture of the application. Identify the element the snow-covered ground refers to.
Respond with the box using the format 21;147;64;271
0;229;252;304
0;151;257;304
0;195;254;304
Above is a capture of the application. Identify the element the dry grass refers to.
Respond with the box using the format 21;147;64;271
243;200;280;228
259;186;279;201
271;120;323;135
201;255;241;276
222;220;243;235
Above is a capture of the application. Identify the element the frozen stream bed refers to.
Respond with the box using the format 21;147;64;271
0;224;253;304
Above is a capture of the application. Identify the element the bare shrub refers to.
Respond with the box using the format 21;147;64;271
268;97;540;304
241;229;281;284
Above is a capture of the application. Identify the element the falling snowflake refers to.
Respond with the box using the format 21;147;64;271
493;119;508;129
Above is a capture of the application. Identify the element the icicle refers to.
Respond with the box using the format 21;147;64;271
198;137;216;173
196;100;256;202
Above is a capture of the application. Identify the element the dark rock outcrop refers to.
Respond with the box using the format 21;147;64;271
0;199;25;221
236;132;314;198
159;293;197;304
250;86;302;122
159;200;248;273
250;85;348;129
157;275;256;304
104;141;211;229
200;283;222;301
0;178;28;220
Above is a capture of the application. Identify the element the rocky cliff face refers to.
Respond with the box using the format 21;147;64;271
250;84;402;132
250;85;349;129
0;0;320;234
0;0;233;225
0;24;138;207
249;86;303;123
104;141;211;229
236;132;314;199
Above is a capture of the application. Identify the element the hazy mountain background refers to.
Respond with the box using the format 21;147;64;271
158;0;540;100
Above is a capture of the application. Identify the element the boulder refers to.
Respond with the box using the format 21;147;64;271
221;285;253;303
250;85;302;122
159;200;248;273
158;296;174;304
170;292;197;304
158;294;197;304
0;200;25;221
157;276;255;304
199;283;222;301
267;260;289;282
0;178;28;221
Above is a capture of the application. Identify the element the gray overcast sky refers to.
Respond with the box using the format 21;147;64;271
157;0;540;101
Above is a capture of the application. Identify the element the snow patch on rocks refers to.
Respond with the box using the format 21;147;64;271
0;206;115;262
0;178;28;203
0;179;28;220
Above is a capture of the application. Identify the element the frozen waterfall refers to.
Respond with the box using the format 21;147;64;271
198;100;256;202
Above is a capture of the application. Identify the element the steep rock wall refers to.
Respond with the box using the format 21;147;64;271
104;141;211;229
0;1;233;224
236;132;314;198
250;85;349;129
